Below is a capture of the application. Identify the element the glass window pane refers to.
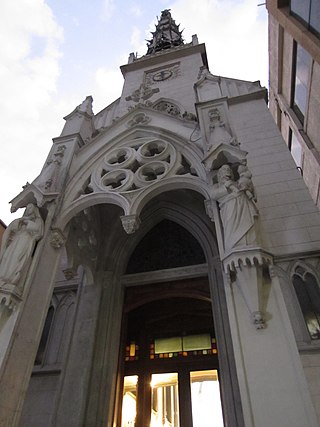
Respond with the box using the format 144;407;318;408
155;337;182;354
291;0;311;22
183;334;211;351
294;44;311;119
190;370;224;427
290;132;303;167
151;373;179;427
310;0;320;35
121;375;138;427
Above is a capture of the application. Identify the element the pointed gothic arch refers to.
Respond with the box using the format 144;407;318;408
289;261;320;340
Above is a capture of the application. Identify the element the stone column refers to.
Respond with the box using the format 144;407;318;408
84;271;124;426
222;250;319;427
52;270;104;426
0;220;65;427
207;260;245;427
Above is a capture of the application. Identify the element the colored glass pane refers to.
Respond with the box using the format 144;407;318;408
183;333;211;351
155;336;182;354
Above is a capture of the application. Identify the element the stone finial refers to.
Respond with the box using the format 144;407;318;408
146;9;184;55
78;96;93;116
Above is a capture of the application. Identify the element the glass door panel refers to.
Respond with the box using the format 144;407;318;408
151;373;179;427
122;375;138;427
190;370;224;427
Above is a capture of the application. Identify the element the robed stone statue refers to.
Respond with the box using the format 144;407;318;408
0;204;44;291
212;164;259;252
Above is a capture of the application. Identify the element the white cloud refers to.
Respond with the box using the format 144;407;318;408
170;0;268;86
0;0;64;224
101;0;116;22
0;0;269;225
130;26;144;53
130;4;142;17
93;66;125;112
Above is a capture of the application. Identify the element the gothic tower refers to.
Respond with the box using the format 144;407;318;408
0;10;320;427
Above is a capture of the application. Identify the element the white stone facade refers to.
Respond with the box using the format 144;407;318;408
0;14;320;427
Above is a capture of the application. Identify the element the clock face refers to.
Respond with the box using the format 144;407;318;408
152;70;173;81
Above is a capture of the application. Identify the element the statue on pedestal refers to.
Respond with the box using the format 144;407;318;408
0;204;44;291
213;164;259;252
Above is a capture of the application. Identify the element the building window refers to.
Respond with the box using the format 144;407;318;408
290;0;320;38
292;266;320;340
120;296;225;426
288;128;303;169
291;42;311;124
34;305;55;365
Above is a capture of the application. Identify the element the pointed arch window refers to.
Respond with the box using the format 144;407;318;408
292;265;320;340
34;305;55;365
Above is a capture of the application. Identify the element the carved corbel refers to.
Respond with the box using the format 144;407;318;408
63;268;77;280
204;199;217;222
121;214;141;234
50;228;66;249
0;290;22;331
224;250;273;330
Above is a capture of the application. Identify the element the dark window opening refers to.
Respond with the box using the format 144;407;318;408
293;268;320;340
34;305;54;365
126;220;206;274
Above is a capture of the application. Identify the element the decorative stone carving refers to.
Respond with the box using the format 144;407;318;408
212;164;259;252
127;112;151;127
0;204;44;293
63;268;77;280
126;83;159;103
78;95;93;115
197;65;212;80
146;10;184;55
182;111;197;122
251;311;265;330
64;208;98;278
121;215;141;234
145;63;181;86
153;100;181;118
204;199;216;222
224;249;273;330
87;138;199;197
0;291;22;332
50;228;66;249
208;108;238;147
41;145;66;191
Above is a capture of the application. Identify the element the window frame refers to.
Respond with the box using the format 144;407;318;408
290;0;320;39
288;261;320;347
290;41;312;126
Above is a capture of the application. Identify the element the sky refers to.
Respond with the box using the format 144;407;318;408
0;0;268;225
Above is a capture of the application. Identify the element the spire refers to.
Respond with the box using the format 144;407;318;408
146;9;184;55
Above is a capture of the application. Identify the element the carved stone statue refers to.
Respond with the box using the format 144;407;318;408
0;204;44;291
212;164;259;251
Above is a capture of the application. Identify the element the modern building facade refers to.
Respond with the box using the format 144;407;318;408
267;0;320;206
1;10;320;427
